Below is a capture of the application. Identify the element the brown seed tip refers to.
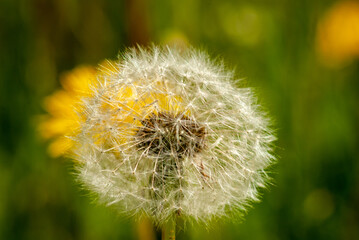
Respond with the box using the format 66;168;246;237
136;112;206;158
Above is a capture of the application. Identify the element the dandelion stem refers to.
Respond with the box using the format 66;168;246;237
161;219;176;240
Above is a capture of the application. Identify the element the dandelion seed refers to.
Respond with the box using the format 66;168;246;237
41;46;276;228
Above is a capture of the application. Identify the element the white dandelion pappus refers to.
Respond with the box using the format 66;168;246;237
74;46;275;226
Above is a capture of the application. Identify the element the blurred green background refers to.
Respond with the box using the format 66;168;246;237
1;0;359;239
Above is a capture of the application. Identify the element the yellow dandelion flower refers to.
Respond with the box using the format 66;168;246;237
39;65;97;157
316;1;359;66
40;61;188;158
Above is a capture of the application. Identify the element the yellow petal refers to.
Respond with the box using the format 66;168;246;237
39;117;78;139
60;66;97;96
43;90;78;118
48;137;74;158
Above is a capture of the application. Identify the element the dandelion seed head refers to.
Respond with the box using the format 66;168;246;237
44;46;275;226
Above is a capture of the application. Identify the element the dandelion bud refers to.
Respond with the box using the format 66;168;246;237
43;46;276;226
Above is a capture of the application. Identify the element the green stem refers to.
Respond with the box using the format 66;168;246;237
161;219;176;240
